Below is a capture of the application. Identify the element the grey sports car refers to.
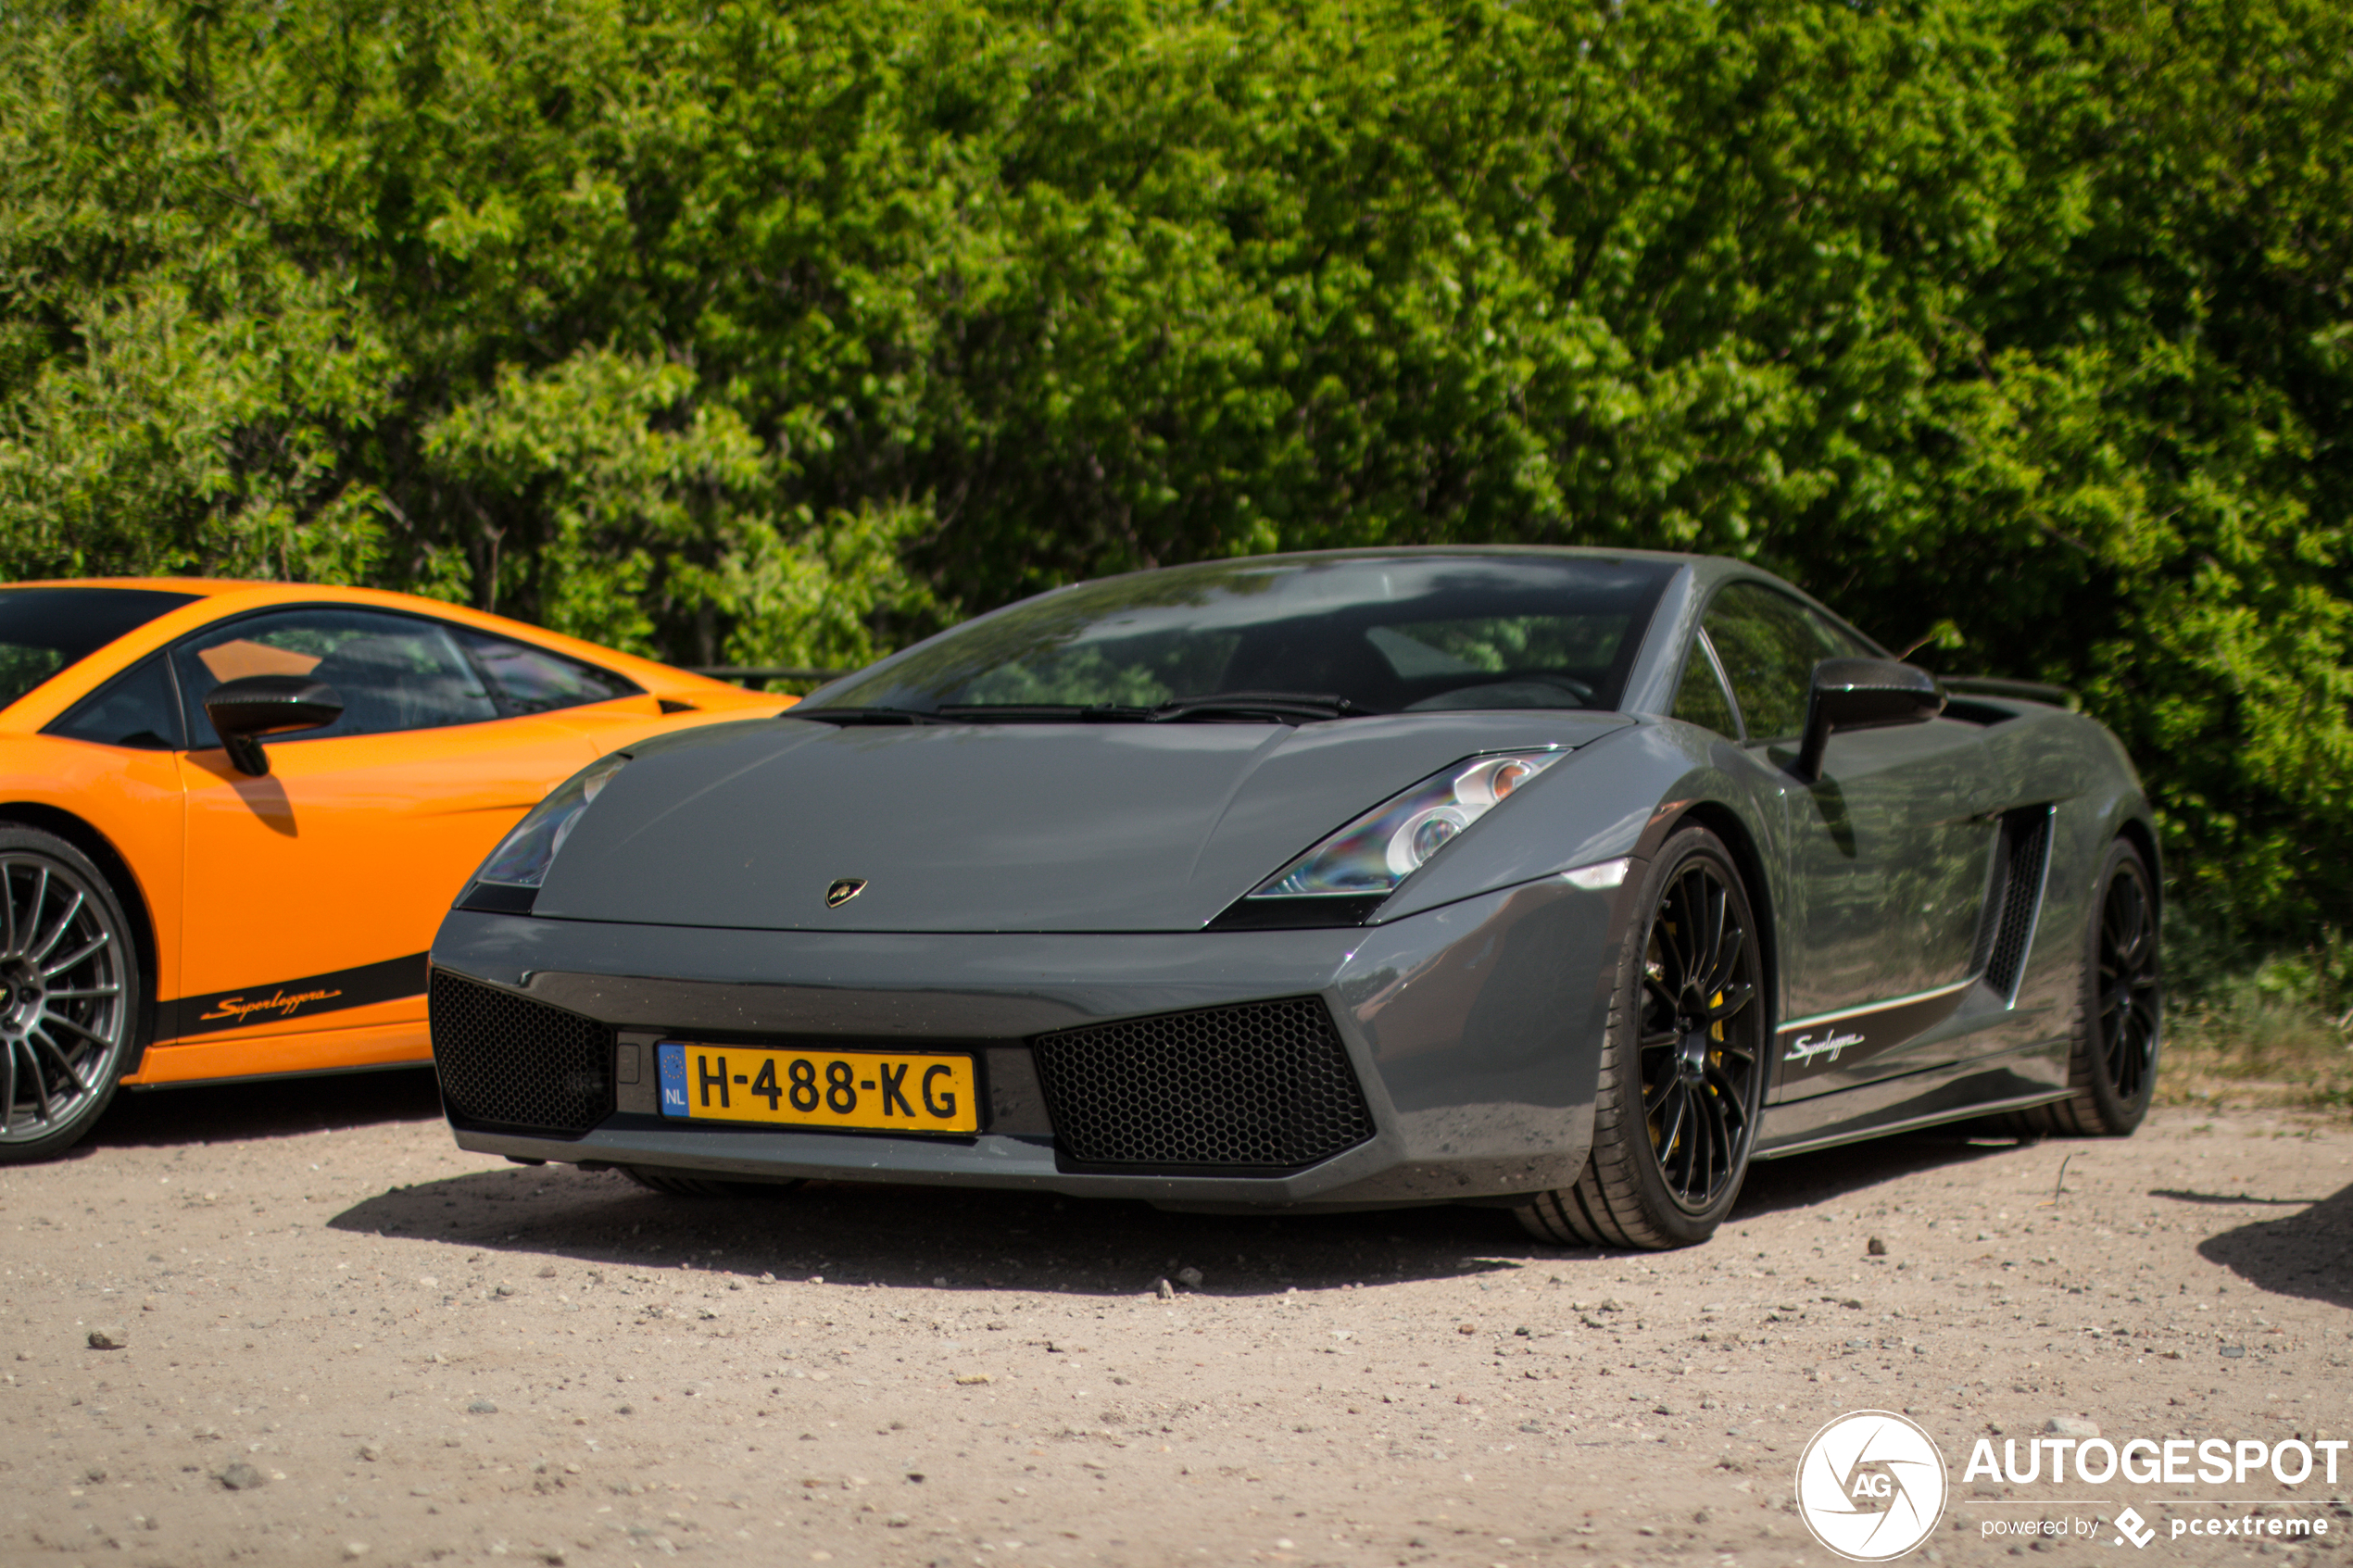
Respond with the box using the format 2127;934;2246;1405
426;549;2161;1249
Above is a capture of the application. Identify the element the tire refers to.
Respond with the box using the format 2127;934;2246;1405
2011;837;2161;1137
0;828;144;1164
1519;826;1768;1250
623;1165;807;1198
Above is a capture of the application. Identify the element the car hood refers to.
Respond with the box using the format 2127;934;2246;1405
532;711;1633;934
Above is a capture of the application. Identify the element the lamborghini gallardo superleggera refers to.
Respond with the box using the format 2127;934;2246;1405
428;550;2162;1248
0;580;779;1161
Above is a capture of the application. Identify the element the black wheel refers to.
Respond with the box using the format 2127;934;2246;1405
2015;837;2160;1136
0;828;143;1164
623;1165;806;1198
1519;826;1767;1249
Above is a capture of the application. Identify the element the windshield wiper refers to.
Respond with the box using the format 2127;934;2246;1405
802;693;1373;726
1146;691;1372;723
933;704;1154;722
792;706;953;726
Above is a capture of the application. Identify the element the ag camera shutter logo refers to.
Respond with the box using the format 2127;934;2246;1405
1795;1410;1950;1561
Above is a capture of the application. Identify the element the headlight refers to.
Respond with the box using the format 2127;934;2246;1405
1246;750;1565;905
470;752;631;893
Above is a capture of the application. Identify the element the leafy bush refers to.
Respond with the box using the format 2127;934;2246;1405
3;0;2351;941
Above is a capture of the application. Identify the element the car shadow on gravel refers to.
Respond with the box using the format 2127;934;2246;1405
1729;1129;2029;1219
322;1129;2022;1296
81;1066;444;1151
327;1163;1603;1296
2193;1180;2353;1310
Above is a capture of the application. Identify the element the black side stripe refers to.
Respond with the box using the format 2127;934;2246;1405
156;953;431;1042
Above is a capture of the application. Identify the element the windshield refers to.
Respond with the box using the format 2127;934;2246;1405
810;553;1676;718
0;587;199;712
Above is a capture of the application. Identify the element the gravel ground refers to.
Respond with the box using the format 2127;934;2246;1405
3;1074;2348;1568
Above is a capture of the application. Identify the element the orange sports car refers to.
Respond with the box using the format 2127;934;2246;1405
0;579;784;1161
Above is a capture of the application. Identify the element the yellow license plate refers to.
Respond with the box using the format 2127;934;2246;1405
654;1043;978;1134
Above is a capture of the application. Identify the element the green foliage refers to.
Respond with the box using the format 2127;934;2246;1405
4;0;2353;940
2160;923;2353;1113
719;499;942;672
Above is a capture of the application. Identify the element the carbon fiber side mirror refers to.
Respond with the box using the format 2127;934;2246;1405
1793;658;1944;782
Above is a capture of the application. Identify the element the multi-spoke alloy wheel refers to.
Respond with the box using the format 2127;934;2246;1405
1521;825;1768;1249
2020;837;2160;1137
1637;858;1764;1212
0;830;140;1163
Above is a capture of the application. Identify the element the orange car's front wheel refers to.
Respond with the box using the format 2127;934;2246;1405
0;828;141;1164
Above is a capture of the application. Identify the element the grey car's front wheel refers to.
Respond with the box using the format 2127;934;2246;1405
0;828;143;1165
1519;826;1768;1250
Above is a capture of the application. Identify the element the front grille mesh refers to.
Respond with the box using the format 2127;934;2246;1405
1030;997;1374;1170
430;972;613;1135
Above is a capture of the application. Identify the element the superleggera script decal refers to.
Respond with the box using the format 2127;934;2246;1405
157;952;429;1041
1774;980;1976;1084
198;986;345;1022
1782;1030;1868;1067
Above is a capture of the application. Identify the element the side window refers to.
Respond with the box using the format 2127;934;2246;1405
1805;605;1879;660
174;608;501;748
453;630;641;716
1671;633;1740;738
47;655;185;750
1702;583;1851;742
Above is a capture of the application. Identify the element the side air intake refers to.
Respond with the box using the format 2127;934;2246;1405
1976;807;2055;1004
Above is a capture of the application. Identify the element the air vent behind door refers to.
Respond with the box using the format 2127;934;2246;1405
1973;806;2055;1004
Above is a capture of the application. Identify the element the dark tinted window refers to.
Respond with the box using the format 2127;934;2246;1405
813;555;1677;716
455;630;640;715
1672;634;1740;738
175;608;500;747
47;655;184;750
1703;583;1870;741
0;587;198;711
